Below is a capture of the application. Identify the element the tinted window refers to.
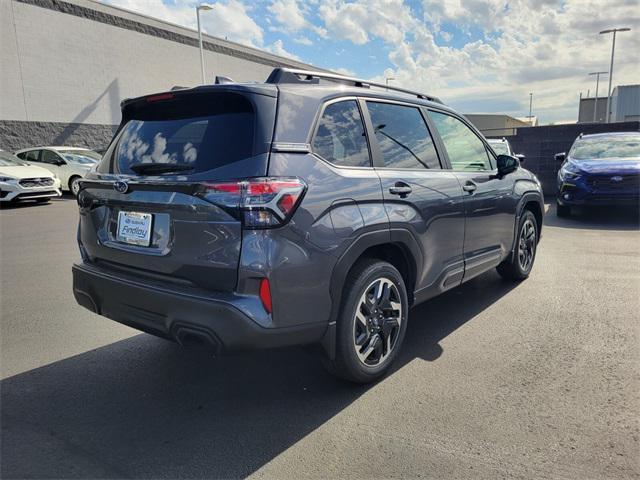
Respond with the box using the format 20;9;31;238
489;141;510;156
313;100;370;167
41;150;62;164
430;111;492;171
20;150;40;162
113;93;255;175
367;102;440;169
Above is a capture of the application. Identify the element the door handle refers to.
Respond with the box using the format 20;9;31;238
462;181;477;193
389;184;412;196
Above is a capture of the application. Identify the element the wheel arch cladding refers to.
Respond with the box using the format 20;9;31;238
322;233;418;360
522;199;543;241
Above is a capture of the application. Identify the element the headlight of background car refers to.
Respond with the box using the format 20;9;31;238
560;163;581;181
0;176;16;183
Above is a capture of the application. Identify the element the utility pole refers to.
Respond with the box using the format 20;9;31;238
528;92;533;125
588;71;608;122
599;27;631;123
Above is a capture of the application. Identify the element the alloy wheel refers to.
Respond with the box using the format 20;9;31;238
71;178;81;196
518;218;536;271
353;277;402;367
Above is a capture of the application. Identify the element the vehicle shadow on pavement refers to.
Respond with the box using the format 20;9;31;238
0;196;75;210
543;204;640;231
0;271;518;479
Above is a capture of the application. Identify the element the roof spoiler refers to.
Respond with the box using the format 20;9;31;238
265;67;442;104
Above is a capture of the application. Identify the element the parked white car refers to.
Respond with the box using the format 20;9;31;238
15;147;100;195
487;138;526;163
0;150;61;203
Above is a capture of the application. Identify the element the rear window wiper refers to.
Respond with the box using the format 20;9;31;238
129;163;195;175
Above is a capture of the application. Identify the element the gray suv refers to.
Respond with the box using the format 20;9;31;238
73;68;543;383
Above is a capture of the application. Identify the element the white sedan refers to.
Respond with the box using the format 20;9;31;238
15;146;100;196
0;151;61;203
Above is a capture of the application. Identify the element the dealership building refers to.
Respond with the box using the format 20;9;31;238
1;0;322;152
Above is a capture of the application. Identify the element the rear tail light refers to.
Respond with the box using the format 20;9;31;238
200;177;306;228
259;278;272;314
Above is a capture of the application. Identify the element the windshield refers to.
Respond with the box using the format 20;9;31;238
489;142;510;156
58;149;102;162
570;134;640;160
62;153;98;165
112;93;255;175
0;151;28;166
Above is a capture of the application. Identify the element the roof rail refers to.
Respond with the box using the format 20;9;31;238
265;68;443;104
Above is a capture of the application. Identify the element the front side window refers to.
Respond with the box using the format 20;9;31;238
367;102;440;169
312;100;371;167
430;111;492;171
41;150;62;164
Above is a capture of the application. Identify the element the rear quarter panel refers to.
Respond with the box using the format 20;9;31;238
244;152;388;329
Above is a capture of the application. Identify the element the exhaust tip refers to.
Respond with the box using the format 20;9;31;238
172;324;221;355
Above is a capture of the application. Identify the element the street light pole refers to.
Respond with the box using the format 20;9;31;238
528;92;533;124
599;27;631;123
588;71;608;122
196;4;213;85
385;77;395;90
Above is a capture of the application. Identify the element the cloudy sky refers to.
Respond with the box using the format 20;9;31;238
101;0;639;123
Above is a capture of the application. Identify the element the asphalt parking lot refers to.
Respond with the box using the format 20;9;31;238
1;197;639;479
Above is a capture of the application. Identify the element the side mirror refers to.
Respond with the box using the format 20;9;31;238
56;160;66;166
515;153;525;163
496;154;519;176
554;152;566;163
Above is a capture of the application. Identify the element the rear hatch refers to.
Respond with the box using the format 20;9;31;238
78;85;278;292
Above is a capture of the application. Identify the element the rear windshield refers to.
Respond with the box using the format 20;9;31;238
111;93;255;175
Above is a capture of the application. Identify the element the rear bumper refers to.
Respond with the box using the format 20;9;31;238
72;262;326;353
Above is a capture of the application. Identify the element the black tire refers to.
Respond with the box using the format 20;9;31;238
556;202;571;217
497;210;538;281
324;259;409;383
69;176;82;197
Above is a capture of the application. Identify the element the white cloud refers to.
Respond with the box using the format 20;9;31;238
334;67;356;76
105;0;196;28
104;0;263;47
294;36;313;46
101;0;639;122
268;39;301;60
324;0;640;122
201;0;263;47
269;0;307;31
317;0;415;45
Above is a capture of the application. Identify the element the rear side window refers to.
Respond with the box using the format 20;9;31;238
429;111;492;171
312;100;371;167
366;102;441;169
19;150;40;162
112;93;255;175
